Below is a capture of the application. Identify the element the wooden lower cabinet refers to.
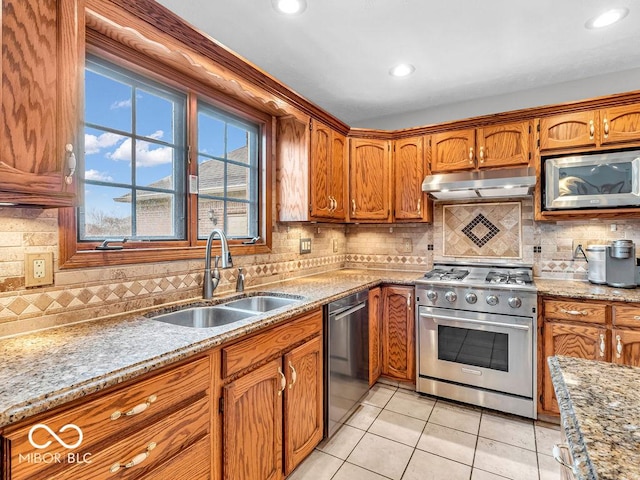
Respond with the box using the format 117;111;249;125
612;329;640;366
542;322;606;413
368;287;383;386
381;285;415;382
220;309;323;480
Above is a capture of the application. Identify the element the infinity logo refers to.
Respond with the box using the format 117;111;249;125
28;424;83;450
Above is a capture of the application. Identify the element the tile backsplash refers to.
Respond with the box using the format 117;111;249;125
3;201;640;335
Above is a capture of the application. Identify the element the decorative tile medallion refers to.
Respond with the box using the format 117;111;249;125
443;202;522;258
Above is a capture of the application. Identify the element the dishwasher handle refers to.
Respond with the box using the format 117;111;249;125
333;302;367;321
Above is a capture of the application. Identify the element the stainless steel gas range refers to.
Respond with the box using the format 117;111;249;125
415;263;537;419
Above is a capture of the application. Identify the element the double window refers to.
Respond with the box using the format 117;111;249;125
75;56;262;257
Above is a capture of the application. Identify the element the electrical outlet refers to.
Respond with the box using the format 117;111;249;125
25;252;54;287
332;239;338;253
300;238;312;254
401;238;413;253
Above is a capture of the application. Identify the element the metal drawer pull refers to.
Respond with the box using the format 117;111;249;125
289;361;297;389
552;444;576;474
278;367;286;396
599;333;606;357
633;315;640;321
616;335;623;359
559;308;588;316
468;146;474;163
479;146;485;163
111;395;157;420
110;442;157;473
603;117;609;138
589;120;595;139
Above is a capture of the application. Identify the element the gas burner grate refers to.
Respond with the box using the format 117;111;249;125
485;271;532;285
424;268;470;281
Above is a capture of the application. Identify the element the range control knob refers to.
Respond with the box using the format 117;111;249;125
465;293;477;304
426;290;438;302
486;295;499;306
445;291;457;303
508;297;522;309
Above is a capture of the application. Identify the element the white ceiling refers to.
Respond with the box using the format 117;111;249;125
156;0;640;127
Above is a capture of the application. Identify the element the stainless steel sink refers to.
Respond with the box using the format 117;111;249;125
223;295;299;312
151;306;255;328
150;294;302;328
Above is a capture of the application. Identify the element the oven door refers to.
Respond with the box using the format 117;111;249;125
418;306;533;398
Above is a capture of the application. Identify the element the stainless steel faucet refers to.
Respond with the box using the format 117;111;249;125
203;228;232;298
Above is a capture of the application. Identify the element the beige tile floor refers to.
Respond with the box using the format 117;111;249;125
289;384;563;480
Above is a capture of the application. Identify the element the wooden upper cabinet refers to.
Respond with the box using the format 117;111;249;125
330;131;347;219
310;120;346;220
0;0;83;207
431;129;475;173
276;115;311;222
349;138;391;221
540;103;640;152
600;104;640;147
432;121;530;173
393;135;430;222
477;121;530;168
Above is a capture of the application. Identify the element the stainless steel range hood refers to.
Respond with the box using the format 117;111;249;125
422;166;536;200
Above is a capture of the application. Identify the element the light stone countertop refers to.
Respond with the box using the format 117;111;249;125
548;356;640;480
535;278;640;303
0;268;419;429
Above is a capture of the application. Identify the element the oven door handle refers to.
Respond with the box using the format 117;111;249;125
420;311;530;331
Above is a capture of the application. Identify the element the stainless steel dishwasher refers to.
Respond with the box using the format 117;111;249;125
324;290;369;438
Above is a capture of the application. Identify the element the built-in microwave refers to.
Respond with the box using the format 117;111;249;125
544;150;640;210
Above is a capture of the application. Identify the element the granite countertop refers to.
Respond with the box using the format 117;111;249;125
535;278;640;303
0;268;419;429
548;355;640;480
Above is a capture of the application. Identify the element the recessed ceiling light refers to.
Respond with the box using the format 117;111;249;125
585;8;629;29
389;64;415;78
272;0;307;15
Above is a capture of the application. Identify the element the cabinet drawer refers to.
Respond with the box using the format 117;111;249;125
613;305;640;328
140;435;210;480
7;356;210;480
543;300;606;324
45;396;210;480
222;309;322;378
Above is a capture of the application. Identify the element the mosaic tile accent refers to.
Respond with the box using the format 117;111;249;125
443;202;522;259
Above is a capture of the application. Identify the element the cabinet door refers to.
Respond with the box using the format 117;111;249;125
431;129;475;173
223;359;283;480
600;104;640;147
382;286;415;381
539;111;598;151
0;0;82;206
476;121;530;168
368;287;383;386
276;115;311;222
349;138;391;220
283;336;323;475
394;136;427;221
542;322;606;413
330;131;347;219
612;329;640;367
310;120;332;218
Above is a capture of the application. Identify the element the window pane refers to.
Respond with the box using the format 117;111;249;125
198;157;225;197
227;163;250;200
135;190;176;237
197;112;225;156
227;201;251;237
85;69;132;133
84;127;131;184
136;89;176;144
135;140;175;188
227;124;249;163
82;185;132;238
198;198;225;236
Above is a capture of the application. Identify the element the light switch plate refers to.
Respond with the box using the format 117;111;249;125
300;238;312;254
25;252;54;287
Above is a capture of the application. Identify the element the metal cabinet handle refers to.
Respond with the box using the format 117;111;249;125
351;199;356;215
479;146;485;163
552;444;576;475
416;197;421;214
278;367;286;396
111;395;157;420
603;117;609;138
64;144;76;185
616;334;623;359
110;442;157;473
288;361;297;389
599;333;606;357
468;146;474;163
559;308;587;316
331;196;337;212
634;315;640;321
407;294;412;307
589;120;595;139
